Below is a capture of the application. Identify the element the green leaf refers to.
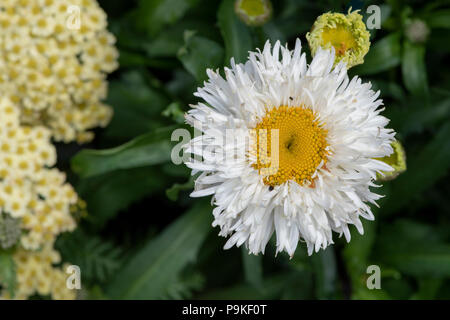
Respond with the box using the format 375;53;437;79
343;219;377;298
104;72;171;141
117;51;178;69
77;167;169;227
166;176;195;201
410;278;443;300
161;271;205;299
384;122;450;214
178;31;225;83
106;200;212;299
375;220;450;278
217;0;253;65
136;0;201;37
352;33;401;75
426;9;450;29
71;126;178;178
241;248;263;290
387;97;450;136
56;231;124;284
402;40;429;97
0;250;16;297
197;274;287;299
311;247;338;299
143;20;221;58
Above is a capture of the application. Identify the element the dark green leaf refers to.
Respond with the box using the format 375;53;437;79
402;40;429;97
77;167;169;227
166;176;195;201
72;126;178;178
136;0;201;37
343;219;377;298
387;97;450;136
375;220;450;278
426;9;450;29
217;0;253;64
104;72;171;141
0;251;16;297
311;247;338;299
352;33;401;75
384;123;450;214
106;200;212;299
241;248;263;290
178;32;224;82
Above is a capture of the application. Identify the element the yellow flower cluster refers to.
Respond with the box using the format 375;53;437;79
0;0;118;143
0;98;78;299
1;245;76;300
0;98;77;249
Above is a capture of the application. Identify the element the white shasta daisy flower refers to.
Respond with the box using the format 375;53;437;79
184;39;395;256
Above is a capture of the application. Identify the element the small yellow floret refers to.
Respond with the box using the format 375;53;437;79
253;106;329;187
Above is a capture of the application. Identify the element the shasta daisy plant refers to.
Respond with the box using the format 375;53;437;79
183;39;395;256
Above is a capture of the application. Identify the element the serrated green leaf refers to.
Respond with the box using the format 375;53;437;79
72;126;178;178
402;40;428;97
57;231;124;284
106;200;212;299
352;33;401;75
218;0;253;65
178;32;224;82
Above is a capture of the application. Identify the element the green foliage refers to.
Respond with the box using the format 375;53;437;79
218;0;253;64
352;32;401;75
241;248;263;290
71;126;178;178
178;31;225;82
402;40;428;97
106;200;212;299
55;0;450;300
56;231;124;284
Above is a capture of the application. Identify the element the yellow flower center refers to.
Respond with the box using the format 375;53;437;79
253;106;329;187
321;25;357;57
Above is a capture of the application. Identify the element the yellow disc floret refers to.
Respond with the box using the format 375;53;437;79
253;106;329;187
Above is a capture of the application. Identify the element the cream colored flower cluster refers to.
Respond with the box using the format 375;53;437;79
2;245;76;300
0;0;118;143
0;98;78;299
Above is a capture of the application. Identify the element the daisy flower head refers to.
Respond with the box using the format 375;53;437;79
184;39;395;256
306;9;370;69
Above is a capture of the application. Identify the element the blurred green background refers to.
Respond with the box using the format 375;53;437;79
56;0;450;299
